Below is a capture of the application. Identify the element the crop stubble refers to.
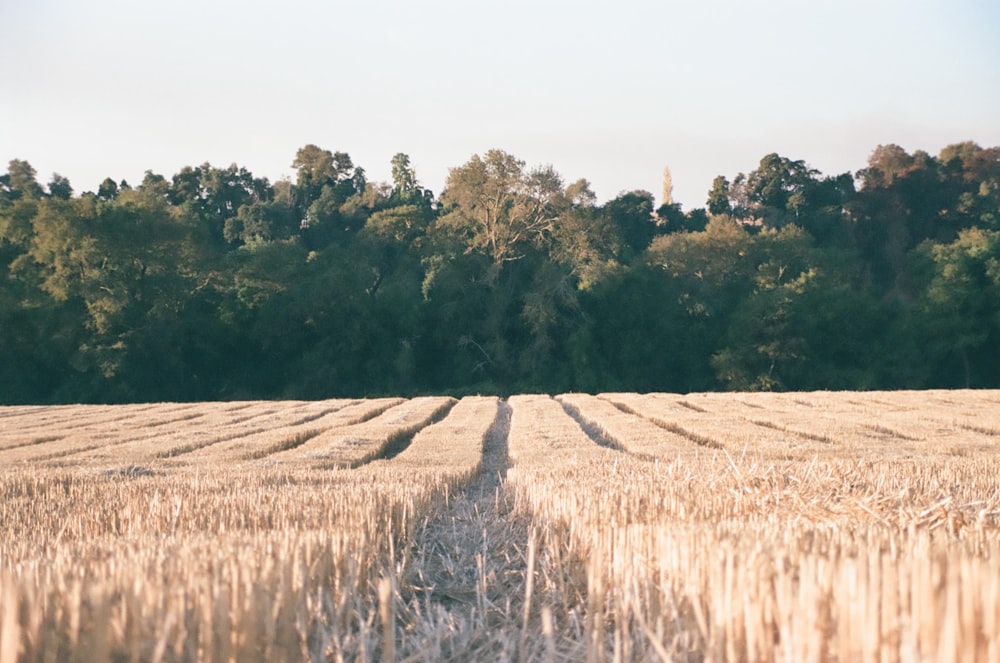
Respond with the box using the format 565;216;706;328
0;390;998;662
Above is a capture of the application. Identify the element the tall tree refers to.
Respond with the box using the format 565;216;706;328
97;178;120;201
47;173;73;200
602;190;658;260
391;152;418;197
3;160;44;201
707;175;732;216
438;150;563;265
914;227;1000;387
745;153;818;228
550;180;621;290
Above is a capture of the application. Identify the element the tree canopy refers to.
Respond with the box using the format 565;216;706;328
1;141;998;403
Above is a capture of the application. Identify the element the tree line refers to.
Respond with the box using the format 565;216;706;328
1;142;998;403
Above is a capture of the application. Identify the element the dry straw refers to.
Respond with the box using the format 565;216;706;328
0;391;997;661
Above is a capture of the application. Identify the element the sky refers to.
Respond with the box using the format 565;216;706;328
2;0;999;209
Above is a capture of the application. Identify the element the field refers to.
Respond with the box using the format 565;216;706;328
1;391;999;662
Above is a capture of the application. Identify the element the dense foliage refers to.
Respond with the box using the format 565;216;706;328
2;142;998;402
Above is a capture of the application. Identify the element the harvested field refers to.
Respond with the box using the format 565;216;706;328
1;390;998;662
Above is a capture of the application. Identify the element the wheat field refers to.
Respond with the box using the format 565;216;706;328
0;391;998;662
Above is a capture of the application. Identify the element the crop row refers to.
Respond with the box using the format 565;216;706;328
0;392;998;661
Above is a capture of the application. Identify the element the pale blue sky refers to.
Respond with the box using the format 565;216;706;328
2;0;998;208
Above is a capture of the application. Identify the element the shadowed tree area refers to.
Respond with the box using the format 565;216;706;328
1;142;998;402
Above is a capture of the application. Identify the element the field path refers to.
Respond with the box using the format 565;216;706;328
391;401;525;659
391;395;618;661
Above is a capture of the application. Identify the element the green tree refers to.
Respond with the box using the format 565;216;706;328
914;228;1000;386
390;152;418;197
707;175;732;216
0;176;82;401
858;144;918;188
602;190;658;260
550;204;621;290
745;153;817;228
360;203;433;296
935;142;1000;232
3;160;44;201
289;146;368;247
169;163;273;248
224;199;296;246
646;217;834;390
850;144;994;290
711;261;893;391
292;145;361;211
12;186;214;389
47;173;73;200
97;178;120;201
706;173;753;221
438;150;563;265
657;202;708;234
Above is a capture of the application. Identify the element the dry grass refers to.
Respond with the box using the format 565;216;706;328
556;392;698;458
0;403;198;454
47;400;352;467
268;396;456;468
176;398;402;464
374;396;497;476
0;391;998;661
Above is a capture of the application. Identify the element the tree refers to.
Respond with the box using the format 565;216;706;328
645;217;832;390
292;145;360;209
224;199;296;246
850;144;992;289
3;160;44;201
289;146;367;246
359;203;434;297
745;153;818;228
858;144;918;188
914;228;1000;387
47;173;73;200
795;172;855;247
550;204;620;290
647;215;762;320
565;178;597;208
936;142;1000;231
391;153;418;196
3;141;1000;400
97;178;120;201
711;153;855;246
516;259;584;388
602;190;657;260
657;202;708;234
438;150;563;265
574;261;716;392
167;162;274;248
12;186;214;387
747;154;814;208
545;179;620;290
707;176;731;216
139;170;169;196
711;262;890;391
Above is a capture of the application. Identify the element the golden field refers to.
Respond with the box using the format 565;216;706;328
0;391;998;662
